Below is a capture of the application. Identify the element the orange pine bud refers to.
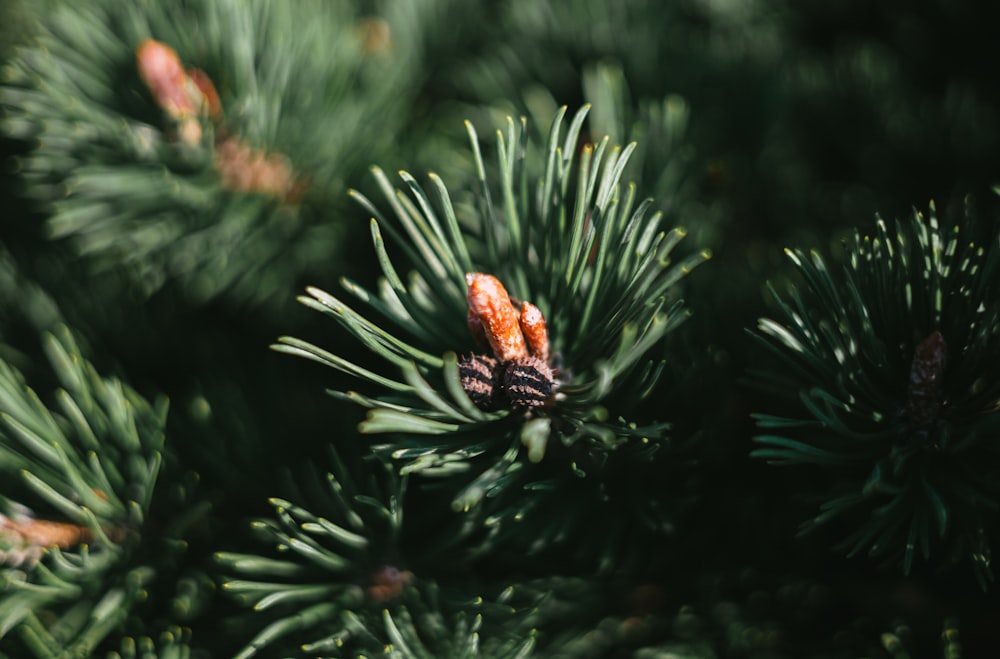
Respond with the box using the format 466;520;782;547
0;516;92;549
465;273;527;362
519;301;549;363
136;39;199;120
466;308;489;350
187;67;223;122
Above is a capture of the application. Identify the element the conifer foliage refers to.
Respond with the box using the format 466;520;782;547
275;105;710;560
0;326;176;656
2;0;1000;656
752;204;1000;585
1;0;415;306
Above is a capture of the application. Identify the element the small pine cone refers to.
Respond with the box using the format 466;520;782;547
906;330;947;433
367;565;413;602
459;353;502;411
214;136;296;198
502;356;555;408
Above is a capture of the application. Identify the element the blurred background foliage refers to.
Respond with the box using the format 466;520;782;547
1;0;1000;656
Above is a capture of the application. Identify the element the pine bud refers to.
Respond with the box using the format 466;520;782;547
465;273;528;362
519;301;550;363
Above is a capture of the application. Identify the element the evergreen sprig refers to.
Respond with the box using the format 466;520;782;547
218;447;544;658
217;449;409;658
0;324;170;655
276;105;709;544
354;605;535;659
302;583;539;659
751;202;1000;585
1;0;415;306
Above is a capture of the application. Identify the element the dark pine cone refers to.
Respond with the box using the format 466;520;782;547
459;353;502;411
502;356;555;408
905;330;947;437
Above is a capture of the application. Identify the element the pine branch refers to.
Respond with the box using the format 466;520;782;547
1;0;418;306
217;448;407;657
0;323;175;655
218;447;545;657
276;105;709;562
750;201;1000;586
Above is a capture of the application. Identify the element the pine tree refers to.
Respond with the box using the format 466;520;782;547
3;0;1000;657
